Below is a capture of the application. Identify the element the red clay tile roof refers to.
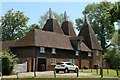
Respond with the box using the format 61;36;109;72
0;41;16;52
14;29;73;50
61;21;76;36
78;16;102;50
42;19;64;34
80;42;92;52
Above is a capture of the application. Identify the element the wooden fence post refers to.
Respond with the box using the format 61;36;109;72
116;68;119;77
33;58;36;77
91;68;92;72
16;72;19;79
0;58;2;80
96;68;98;74
54;70;56;78
77;69;79;77
100;67;103;78
107;68;109;74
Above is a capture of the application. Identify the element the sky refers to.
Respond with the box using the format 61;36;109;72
1;2;90;25
1;0;119;34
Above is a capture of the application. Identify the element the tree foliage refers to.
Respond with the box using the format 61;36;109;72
39;11;64;27
75;2;115;53
0;50;17;75
0;9;29;41
29;23;41;32
109;2;120;24
104;48;120;69
104;29;120;69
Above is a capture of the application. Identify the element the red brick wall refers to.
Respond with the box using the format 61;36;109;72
92;50;102;68
46;58;79;71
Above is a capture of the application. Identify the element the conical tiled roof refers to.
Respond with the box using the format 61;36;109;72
42;19;64;34
78;15;102;50
61;21;76;36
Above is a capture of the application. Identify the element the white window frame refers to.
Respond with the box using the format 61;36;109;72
51;58;56;65
40;47;45;53
78;42;80;50
88;52;92;57
75;51;79;56
96;50;99;56
52;48;56;54
68;59;75;64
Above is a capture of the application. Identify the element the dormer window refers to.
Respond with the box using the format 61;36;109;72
40;47;45;53
88;52;92;57
75;51;79;56
52;48;56;54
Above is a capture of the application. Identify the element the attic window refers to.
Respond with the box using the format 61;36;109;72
40;47;45;53
52;48;56;54
96;50;99;56
75;51;79;56
88;52;92;57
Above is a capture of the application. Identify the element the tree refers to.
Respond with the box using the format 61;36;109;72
0;9;29;41
104;47;120;69
28;23;41;32
39;11;64;27
109;2;120;25
75;2;115;53
104;29;120;69
0;50;17;75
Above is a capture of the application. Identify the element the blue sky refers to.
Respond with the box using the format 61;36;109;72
1;1;119;33
2;2;91;26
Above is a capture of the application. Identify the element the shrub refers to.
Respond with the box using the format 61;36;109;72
0;50;17;75
104;48;120;69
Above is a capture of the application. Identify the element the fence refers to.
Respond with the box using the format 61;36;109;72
0;58;2;80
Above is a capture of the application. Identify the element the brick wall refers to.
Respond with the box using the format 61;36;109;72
46;58;79;71
92;50;102;68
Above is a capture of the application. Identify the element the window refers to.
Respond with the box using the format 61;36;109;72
96;50;99;56
51;58;56;65
88;52;92;57
68;59;75;64
78;42;80;50
75;51;79;56
66;63;73;65
52;48;56;54
40;47;45;53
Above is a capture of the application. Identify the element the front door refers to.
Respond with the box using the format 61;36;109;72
38;58;46;71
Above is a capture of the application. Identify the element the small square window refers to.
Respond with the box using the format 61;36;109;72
88;52;92;57
40;47;45;53
51;58;56;65
78;42;80;50
96;50;99;56
75;51;79;56
68;59;75;64
52;48;56;54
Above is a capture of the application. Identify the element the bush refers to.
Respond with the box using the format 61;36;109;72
104;48;120;69
0;50;17;75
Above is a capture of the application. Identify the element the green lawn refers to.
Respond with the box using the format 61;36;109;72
2;69;120;80
80;69;118;77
